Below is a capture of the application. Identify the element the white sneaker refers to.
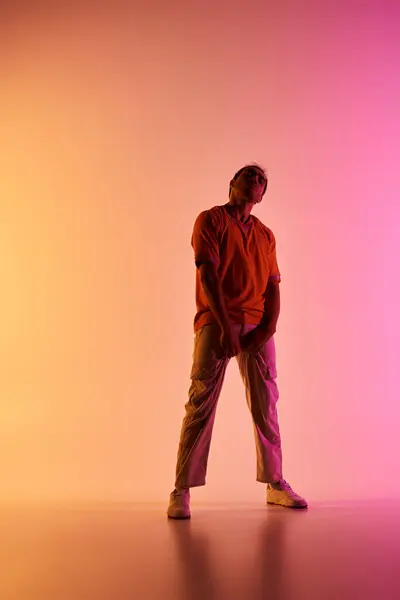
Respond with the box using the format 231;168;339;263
267;479;308;508
167;488;191;519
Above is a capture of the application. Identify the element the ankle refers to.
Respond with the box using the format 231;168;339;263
269;480;282;489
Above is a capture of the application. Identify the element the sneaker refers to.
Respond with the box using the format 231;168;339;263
267;479;308;508
167;488;191;519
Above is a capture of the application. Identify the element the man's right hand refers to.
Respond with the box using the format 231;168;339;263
219;326;241;358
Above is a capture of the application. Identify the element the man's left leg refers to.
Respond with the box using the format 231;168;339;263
236;326;307;508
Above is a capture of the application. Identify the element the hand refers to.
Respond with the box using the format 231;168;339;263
240;326;275;353
219;326;241;358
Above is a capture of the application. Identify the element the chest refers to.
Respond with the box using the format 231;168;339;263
220;222;269;269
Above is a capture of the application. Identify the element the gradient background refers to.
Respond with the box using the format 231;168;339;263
1;0;399;505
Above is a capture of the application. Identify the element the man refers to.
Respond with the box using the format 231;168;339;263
167;164;307;519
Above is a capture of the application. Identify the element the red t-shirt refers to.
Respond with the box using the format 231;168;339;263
192;204;281;332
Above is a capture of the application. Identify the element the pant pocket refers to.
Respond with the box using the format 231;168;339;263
259;337;278;380
190;325;225;380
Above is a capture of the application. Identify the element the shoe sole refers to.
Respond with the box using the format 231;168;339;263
167;514;191;519
267;501;308;509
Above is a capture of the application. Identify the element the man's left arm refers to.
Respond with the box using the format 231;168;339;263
259;228;281;339
240;280;280;352
240;228;281;352
259;279;281;338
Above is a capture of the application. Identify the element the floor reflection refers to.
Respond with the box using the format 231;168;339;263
168;506;307;600
1;501;400;600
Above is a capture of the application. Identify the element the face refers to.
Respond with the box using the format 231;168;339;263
230;166;267;204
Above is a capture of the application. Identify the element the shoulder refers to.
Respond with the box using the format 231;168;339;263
194;205;226;232
252;215;277;246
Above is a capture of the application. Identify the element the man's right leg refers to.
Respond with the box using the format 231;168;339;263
168;324;229;518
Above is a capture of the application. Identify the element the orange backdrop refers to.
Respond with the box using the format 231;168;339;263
1;0;400;504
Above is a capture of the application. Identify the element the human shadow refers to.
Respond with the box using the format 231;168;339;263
167;503;307;600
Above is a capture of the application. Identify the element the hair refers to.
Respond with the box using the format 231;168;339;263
229;163;268;197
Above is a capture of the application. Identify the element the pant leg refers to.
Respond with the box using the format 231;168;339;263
175;324;229;489
236;328;283;484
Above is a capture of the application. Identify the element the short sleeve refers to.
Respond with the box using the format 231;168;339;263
191;210;220;269
268;230;281;282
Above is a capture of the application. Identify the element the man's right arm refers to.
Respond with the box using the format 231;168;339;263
198;263;241;357
198;263;231;333
193;210;240;356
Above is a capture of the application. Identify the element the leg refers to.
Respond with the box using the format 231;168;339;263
236;328;283;484
175;324;229;489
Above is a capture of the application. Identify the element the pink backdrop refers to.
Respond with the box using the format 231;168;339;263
1;0;399;505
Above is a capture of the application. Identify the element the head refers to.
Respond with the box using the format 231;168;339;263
229;164;268;205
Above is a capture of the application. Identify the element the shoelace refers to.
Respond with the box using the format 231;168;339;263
279;479;293;492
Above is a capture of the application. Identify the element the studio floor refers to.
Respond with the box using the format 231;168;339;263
2;499;400;600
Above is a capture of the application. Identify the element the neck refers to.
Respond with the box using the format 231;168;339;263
226;197;254;223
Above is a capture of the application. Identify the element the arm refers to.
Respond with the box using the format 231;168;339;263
259;280;281;336
199;263;241;357
198;263;231;333
259;228;281;337
192;210;231;333
240;281;280;352
192;210;241;356
240;223;281;352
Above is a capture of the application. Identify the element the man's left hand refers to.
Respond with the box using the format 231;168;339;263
240;326;275;353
